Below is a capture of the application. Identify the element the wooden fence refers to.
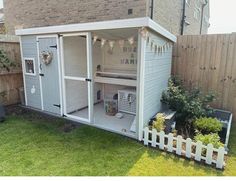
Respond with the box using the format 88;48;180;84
172;34;236;122
143;127;226;169
0;36;23;105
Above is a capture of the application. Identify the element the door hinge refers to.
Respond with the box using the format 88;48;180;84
53;104;61;108
39;73;44;77
49;45;57;49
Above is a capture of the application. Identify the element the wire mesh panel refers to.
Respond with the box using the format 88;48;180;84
65;79;88;119
118;89;136;115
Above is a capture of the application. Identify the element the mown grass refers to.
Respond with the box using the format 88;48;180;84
0;110;235;176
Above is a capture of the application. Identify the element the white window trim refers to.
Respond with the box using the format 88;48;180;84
23;57;36;76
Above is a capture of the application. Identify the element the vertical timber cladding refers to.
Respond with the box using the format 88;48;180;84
21;36;42;109
172;34;236;122
142;31;173;126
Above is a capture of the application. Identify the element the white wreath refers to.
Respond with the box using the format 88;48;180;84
40;51;53;65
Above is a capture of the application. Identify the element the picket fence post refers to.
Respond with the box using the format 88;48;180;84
186;138;192;158
151;129;157;147
216;147;225;169
144;127;149;146
195;141;202;161
167;133;174;152
206;144;214;165
159;131;165;150
176;135;182;155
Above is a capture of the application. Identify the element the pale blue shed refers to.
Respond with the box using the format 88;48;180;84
16;17;176;140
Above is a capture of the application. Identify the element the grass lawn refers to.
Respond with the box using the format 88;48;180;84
0;108;235;176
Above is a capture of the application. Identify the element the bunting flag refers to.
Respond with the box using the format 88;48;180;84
147;36;150;44
118;40;125;49
93;35;98;44
109;41;115;50
151;41;154;50
128;37;135;45
101;38;106;48
91;28;172;53
154;44;158;53
140;27;149;39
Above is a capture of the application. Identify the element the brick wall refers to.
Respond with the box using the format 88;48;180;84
4;0;209;35
147;0;209;35
184;0;210;35
4;0;147;34
148;0;182;35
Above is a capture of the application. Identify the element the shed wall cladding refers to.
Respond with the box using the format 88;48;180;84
21;36;42;109
142;32;172;126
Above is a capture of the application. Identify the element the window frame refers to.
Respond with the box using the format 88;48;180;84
23;57;36;76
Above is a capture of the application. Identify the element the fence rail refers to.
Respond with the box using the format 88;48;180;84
143;127;226;169
172;34;236;122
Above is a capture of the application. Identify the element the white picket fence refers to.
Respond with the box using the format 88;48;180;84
143;127;227;169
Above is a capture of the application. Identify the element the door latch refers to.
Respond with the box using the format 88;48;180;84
85;78;92;82
39;64;42;70
39;73;44;77
49;45;57;49
53;104;61;108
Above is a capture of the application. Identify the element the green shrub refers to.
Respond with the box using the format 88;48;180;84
161;77;215;126
193;117;223;134
194;133;224;148
152;113;166;132
0;49;17;72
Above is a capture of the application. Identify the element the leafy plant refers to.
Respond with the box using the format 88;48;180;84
194;133;224;149
152;113;166;132
193;117;223;134
0;49;16;72
161;77;215;126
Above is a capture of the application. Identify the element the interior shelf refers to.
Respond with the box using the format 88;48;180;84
94;71;137;87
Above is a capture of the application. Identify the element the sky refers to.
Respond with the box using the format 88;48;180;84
0;0;235;34
208;0;236;34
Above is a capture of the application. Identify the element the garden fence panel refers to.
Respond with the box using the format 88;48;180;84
172;33;236;123
0;36;23;105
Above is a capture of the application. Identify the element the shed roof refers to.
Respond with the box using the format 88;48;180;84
15;17;176;42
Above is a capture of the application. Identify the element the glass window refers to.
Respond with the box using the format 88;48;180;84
24;58;35;75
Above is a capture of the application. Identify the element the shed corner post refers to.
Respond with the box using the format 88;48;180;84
87;32;94;124
19;36;28;106
137;29;146;141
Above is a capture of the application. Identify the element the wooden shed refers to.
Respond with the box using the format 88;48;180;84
16;17;176;140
